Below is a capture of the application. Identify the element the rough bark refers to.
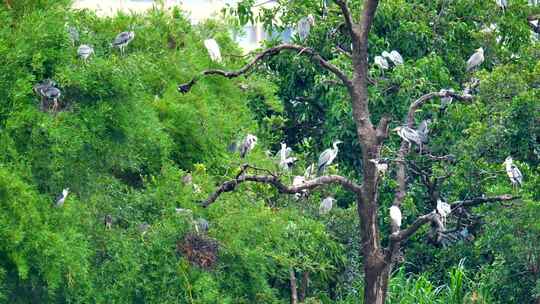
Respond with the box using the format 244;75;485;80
299;271;309;302
289;268;298;304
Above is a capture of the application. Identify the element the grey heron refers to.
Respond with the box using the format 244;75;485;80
66;24;79;46
297;15;315;41
503;156;523;187
204;39;222;63
417;119;431;144
439;89;455;109
54;188;69;207
369;159;389;176
374;55;389;70
239;134;257;158
466;48;484;72
77;44;94;63
195;218;209;233
436;199;451;228
104;215;113;229
34;80;61;112
319;196;335;215
113;31;135;55
389;205;402;229
317;140;342;175
392;126;424;151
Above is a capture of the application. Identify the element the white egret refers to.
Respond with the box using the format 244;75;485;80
374;55;389;70
54;188;69;207
389;205;402;229
297;15;315;41
503;156;523;187
466;47;484;72
436;199;452;228
204;39;222;63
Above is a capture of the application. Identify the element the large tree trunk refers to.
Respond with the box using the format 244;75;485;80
299;271;309;302
289;268;298;304
364;263;391;304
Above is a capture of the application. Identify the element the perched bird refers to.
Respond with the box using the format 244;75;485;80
389;205;402;229
495;0;508;10
439;89;455;109
77;44;94;63
317;140;342;175
278;143;297;170
369;159;388;176
503;156;523;187
194;218;209;233
34;80;61;112
466;47;484;72
293;175;308;199
382;50;404;66
436;199;452;228
204;39;222;63
319;196;335;215
374;55;389;70
393;126;424;151
239;134;258;158
297;15;315;41
104;215;113;230
54;188;69;207
417;119;431;143
529;18;540;34
112;31;135;55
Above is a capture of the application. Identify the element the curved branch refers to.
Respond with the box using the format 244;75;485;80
178;44;353;93
389;195;518;243
334;0;355;37
202;173;362;207
406;90;473;127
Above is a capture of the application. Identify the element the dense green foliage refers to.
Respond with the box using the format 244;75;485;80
0;0;539;303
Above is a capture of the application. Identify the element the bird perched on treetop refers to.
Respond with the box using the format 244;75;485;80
55;188;69;207
112;30;135;55
392;126;425;152
77;44;94;63
389;205;402;229
34;80;61;112
319;196;335;215
466;47;484;72
204;39;222;63
317;140;342;175
503;156;523;187
240;134;257;158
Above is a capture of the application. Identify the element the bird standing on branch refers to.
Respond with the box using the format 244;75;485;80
239;134;257;158
113;31;135;55
466;47;485;72
77;44;94;63
278;143;297;171
54;188;69;207
393;126;424;151
297;15;315;41
503;156;523;188
436;199;451;228
389;205;402;229
317;140;342;175
204;39;222;63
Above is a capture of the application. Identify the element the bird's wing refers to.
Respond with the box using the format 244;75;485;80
114;32;130;45
318;149;332;167
511;166;523;184
466;52;482;70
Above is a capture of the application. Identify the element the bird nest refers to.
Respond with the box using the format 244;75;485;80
177;232;219;269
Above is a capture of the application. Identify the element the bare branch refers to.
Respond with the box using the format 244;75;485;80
389;195;518;243
178;44;353;93
406;91;473;127
358;0;380;42
202;173;362;207
333;0;355;37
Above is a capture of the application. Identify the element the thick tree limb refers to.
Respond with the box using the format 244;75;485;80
178;44;353;93
389;195;518;243
359;0;380;42
334;0;355;38
406;90;474;126
202;172;362;207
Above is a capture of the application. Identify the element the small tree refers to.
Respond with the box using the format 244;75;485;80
178;1;521;302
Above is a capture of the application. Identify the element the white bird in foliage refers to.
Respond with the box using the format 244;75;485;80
389;205;402;228
319;196;335;215
297;15;315;41
77;44;94;62
436;199;452;228
112;31;135;55
204;39;222;63
369;159;388;176
382;50;404;66
240;134;258;158
374;55;389;70
392;126;424;151
495;0;508;10
317;140;342;175
55;188;69;207
278;143;297;170
503;156;523;187
466;48;484;72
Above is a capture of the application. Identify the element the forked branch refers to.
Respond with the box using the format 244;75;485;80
390;194;518;243
178;44;353;93
202;170;362;207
